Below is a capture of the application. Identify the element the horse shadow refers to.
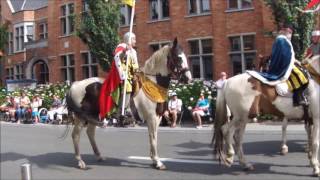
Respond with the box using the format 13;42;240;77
167;139;314;177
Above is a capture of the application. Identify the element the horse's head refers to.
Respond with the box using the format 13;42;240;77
167;38;192;83
303;55;320;74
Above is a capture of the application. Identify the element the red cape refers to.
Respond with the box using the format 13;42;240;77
305;0;320;10
99;61;121;118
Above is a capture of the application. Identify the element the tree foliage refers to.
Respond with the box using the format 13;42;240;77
263;0;316;60
77;0;121;71
0;24;8;52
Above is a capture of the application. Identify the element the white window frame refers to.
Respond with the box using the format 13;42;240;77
226;0;254;12
13;22;34;53
187;0;211;15
8;32;13;54
39;23;48;40
149;41;171;52
120;5;132;26
6;67;14;80
228;33;257;74
149;0;170;21
60;3;75;36
81;0;89;20
81;51;98;78
60;53;75;82
187;37;213;80
15;64;24;80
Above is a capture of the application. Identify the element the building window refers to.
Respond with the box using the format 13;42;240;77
26;25;34;42
39;23;48;40
14;26;24;51
188;38;213;80
188;0;211;15
120;5;133;26
227;0;253;10
60;3;75;36
8;32;13;54
81;52;98;79
15;64;24;79
13;22;34;52
81;0;89;20
61;54;75;82
149;0;169;21
6;68;14;80
229;34;256;75
149;41;171;52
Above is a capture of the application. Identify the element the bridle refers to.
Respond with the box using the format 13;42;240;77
167;48;190;83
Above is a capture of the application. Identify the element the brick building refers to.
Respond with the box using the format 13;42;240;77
0;0;277;86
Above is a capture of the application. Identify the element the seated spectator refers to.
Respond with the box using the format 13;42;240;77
0;96;16;121
30;95;42;123
163;92;182;128
48;95;64;123
15;91;31;123
192;93;210;129
215;72;227;90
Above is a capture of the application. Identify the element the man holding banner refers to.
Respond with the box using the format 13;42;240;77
99;0;137;125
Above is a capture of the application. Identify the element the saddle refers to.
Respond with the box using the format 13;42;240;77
132;72;168;116
248;63;311;124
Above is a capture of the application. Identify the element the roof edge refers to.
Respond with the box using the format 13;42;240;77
6;0;15;13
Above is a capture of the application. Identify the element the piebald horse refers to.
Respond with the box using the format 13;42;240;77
212;56;320;176
65;38;192;170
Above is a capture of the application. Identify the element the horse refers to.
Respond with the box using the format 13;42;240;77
280;55;320;155
212;56;320;176
65;38;192;170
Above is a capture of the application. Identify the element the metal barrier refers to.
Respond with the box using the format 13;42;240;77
21;163;32;180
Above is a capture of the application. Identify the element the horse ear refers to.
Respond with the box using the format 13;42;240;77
173;37;178;48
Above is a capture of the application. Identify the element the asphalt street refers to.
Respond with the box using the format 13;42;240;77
0;122;318;180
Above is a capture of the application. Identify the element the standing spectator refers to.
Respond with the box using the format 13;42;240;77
15;91;31;123
30;95;42;123
163;92;182;128
215;72;227;89
192;93;210;129
47;95;63;123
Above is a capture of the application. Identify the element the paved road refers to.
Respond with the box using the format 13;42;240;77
0;122;318;180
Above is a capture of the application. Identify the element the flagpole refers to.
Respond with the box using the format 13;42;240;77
121;0;135;116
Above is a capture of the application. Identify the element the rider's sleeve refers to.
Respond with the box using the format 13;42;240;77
114;45;126;81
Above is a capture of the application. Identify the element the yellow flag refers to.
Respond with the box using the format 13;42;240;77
122;0;134;6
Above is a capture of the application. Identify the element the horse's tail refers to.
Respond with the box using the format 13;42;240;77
212;82;229;165
58;90;74;140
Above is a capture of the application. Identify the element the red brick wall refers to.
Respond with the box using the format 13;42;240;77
2;0;278;84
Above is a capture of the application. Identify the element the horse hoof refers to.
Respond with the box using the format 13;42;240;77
157;164;167;170
78;162;86;169
243;165;254;171
280;150;288;156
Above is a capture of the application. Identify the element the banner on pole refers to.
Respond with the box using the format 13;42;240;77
122;0;134;7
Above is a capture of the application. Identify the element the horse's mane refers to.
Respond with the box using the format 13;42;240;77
142;45;170;76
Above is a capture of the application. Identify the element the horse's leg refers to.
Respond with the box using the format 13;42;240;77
72;118;86;169
147;116;166;170
305;124;312;158
86;122;104;162
280;117;288;155
221;120;235;167
310;120;320;176
234;120;254;171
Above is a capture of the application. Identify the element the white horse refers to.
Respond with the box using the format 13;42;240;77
66;38;192;170
281;55;320;155
212;56;320;176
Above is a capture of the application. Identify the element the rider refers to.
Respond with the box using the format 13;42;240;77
99;32;139;124
248;26;309;118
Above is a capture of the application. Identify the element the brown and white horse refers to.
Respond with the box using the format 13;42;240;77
65;38;192;170
212;56;320;176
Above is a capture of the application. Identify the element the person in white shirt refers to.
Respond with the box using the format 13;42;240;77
30;95;42;123
163;92;182;128
215;72;227;89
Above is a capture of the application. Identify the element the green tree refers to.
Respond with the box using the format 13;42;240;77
263;0;315;60
77;0;121;71
0;24;8;52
